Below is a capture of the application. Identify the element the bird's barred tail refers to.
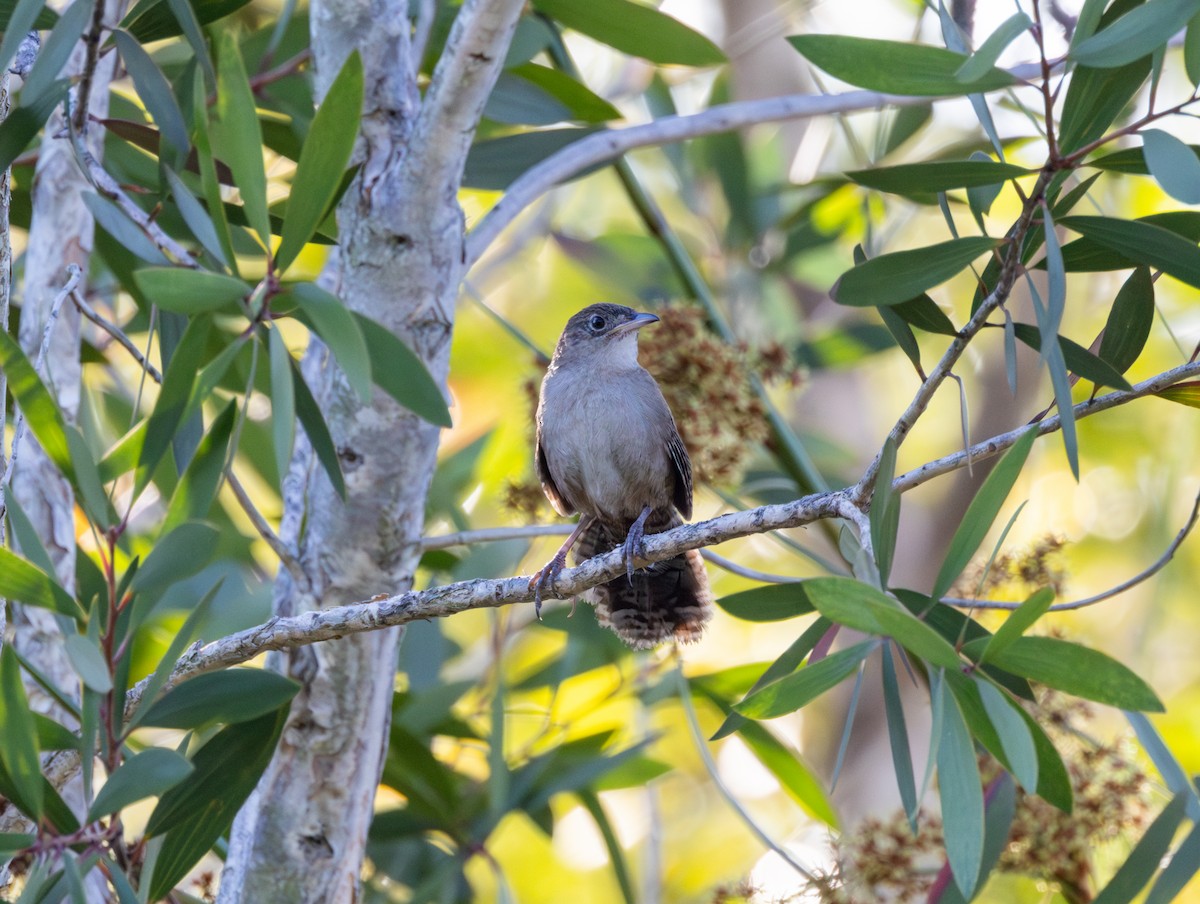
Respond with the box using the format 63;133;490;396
577;518;713;649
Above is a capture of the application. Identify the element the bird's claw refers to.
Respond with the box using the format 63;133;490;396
623;520;648;584
530;553;568;619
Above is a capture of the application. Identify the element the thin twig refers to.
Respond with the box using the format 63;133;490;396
943;486;1200;612
672;665;818;882
71;0;109;133
70;289;162;383
227;472;307;587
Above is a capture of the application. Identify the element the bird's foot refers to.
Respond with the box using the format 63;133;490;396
623;506;653;584
529;551;568;619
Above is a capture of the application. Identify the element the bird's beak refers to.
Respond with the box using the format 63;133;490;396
610;312;660;335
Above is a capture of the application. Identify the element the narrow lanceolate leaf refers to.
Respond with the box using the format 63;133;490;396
130;522;220;595
164;168;228;268
1009;323;1133;391
1042;203;1067;350
146;709;288;900
846;161;1029;195
735;641;874;719
832;237;1002;307
932;427;1036;599
891;295;957;335
133;267;251;314
139;669;300;730
787;35;1015;96
956;12;1031;82
1091;793;1187;904
275;51;363;273
288;283;371;401
87;749;193;822
803;578;962;669
1145;819;1200;903
136;316;211;488
1156;381;1200;407
290;354;345;498
1060;217;1200;290
63;634;111;693
1126;712;1200;821
532;0;725;66
84;193;169;265
163;400;237;529
1101;267;1155;375
977;681;1038;791
980;587;1054;664
268;329;296;488
716;583;814;622
0;549;81;618
1187;11;1200;85
881;645;919;829
353;312;452;427
870;439;900;586
0;647;44;820
211;32;270;248
0;330;72;476
967;635;1163;711
1059;55;1151;154
1142;129;1200;203
112;29;189;160
1070;0;1200;68
0;79;70;172
937;684;984;899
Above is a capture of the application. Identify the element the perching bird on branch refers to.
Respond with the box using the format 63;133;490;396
531;303;712;648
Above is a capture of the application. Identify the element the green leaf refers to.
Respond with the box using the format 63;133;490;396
1059;53;1150;153
289;354;345;499
0;79;70;172
932;427;1036;599
21;0;91;102
891;294;957;335
163;400;236;529
140;669;300;730
464;127;595;190
966;635;1164;711
135;315;211;488
191;75;237;269
146;708;287;899
1156;381;1200;407
130;521;220;595
847;160;1028;195
33;714;79;751
268;329;296;488
735;641;873;719
937;683;985;899
1092;793;1187;904
486;71;574;125
713;618;832;740
1126;711;1200;820
956;12;1031;82
881;644;919;829
531;0;725;66
0;548;82;618
63;634;111;693
803;578;963;668
787;35;1015;96
83;192;169;265
354;312;452;427
977;681;1038;791
1070;0;1200;68
831;237;1002;307
133;267;251;314
509;64;621;123
1187;10;1200;85
87;749;193;822
1062;215;1200;289
576;792;636;904
288;283;371;401
1142;128;1200;203
0;647;43;820
980;587;1054;664
164;168;229;268
275;51;362;273
1100;267;1154;375
211;31;269;247
0;330;73;480
0;833;34;857
1009;322;1133;391
1145;818;1200;903
870;439;900;585
123;0;252;43
716;583;814;622
112;29;189;160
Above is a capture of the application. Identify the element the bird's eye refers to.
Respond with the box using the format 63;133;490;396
588;314;606;331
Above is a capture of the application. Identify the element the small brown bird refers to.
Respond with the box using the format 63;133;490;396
531;303;712;649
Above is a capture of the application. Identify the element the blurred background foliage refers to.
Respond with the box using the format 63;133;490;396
2;0;1200;900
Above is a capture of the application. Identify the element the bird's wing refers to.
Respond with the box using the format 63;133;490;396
535;427;575;517
666;430;693;520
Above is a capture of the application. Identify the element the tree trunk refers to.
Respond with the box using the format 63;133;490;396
219;2;523;900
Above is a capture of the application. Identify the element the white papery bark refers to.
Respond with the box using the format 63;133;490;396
219;2;525;900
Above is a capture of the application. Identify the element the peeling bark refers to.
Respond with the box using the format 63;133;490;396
219;1;524;900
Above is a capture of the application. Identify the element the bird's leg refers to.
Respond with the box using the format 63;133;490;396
529;515;594;618
623;506;653;584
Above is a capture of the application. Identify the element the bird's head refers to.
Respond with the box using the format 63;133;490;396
552;303;660;369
